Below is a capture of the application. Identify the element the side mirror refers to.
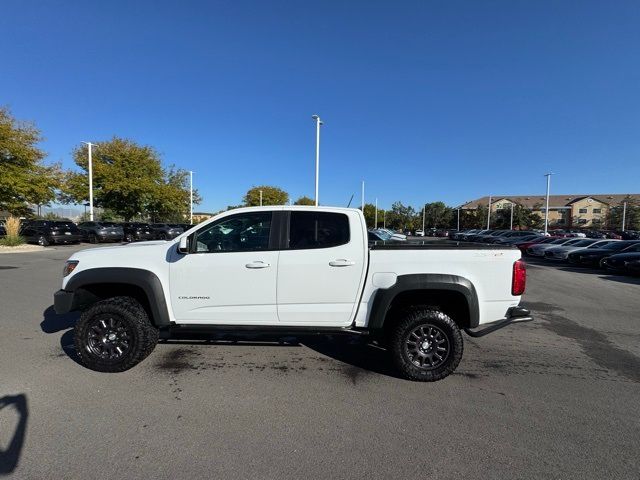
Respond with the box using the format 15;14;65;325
177;236;189;254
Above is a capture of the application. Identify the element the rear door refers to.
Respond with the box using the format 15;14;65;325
276;210;366;326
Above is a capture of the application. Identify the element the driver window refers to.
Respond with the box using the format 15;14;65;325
194;212;272;253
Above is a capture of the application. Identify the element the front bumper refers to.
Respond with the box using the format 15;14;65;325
464;306;533;338
54;289;74;314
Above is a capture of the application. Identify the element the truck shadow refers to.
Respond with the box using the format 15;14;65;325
40;305;83;366
161;332;400;379
41;305;401;379
0;394;28;475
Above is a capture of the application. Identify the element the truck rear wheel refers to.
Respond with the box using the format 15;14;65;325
74;296;159;372
390;308;463;381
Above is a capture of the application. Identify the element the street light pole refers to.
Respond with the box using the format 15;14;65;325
510;203;514;230
312;114;323;206
82;142;96;221
544;173;553;235
457;208;460;231
383;210;386;229
259;189;263;206
622;202;627;231
361;181;365;211
422;204;426;234
486;195;492;230
189;171;193;224
375;198;378;228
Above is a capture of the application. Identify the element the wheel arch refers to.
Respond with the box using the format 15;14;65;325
368;274;479;332
64;268;171;327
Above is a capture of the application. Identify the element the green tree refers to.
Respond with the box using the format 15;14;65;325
607;197;640;231
294;195;315;206
0;107;61;215
61;137;200;221
243;186;289;206
362;203;386;228
494;204;542;230
386;201;417;231
423;202;453;229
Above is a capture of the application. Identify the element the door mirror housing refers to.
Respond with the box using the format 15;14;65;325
177;236;189;254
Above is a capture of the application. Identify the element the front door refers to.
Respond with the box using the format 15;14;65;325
277;210;366;326
169;211;279;324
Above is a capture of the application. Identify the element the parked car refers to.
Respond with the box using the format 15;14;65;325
21;221;82;246
433;229;449;238
624;258;640;275
489;231;541;244
0;223;5;238
498;234;540;246
376;228;407;241
567;240;640;267
601;243;640;272
54;206;532;381
515;236;560;253
543;239;605;261
585;230;607;239
451;229;479;241
620;230;640;240
369;229;406;243
415;229;425;237
150;223;184;240
527;238;581;257
122;222;155;242
78;221;125;243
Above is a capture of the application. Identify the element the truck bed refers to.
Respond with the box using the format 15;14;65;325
369;240;516;250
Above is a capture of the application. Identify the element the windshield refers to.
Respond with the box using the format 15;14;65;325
571;240;595;247
603;241;637;251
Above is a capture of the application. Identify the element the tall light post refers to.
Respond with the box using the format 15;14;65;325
622;201;627;231
361;181;365;211
457;208;460;231
259;189;263;206
422;204;426;234
82;142;96;221
189;171;194;224
510;203;514;230
375;198;378;228
311;114;323;206
544;173;553;235
486;195;492;230
383;210;386;229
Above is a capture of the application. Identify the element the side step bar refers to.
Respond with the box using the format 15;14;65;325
464;306;533;338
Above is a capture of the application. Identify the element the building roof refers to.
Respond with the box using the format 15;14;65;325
460;194;640;210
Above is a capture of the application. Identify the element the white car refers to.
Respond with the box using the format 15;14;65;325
54;206;532;382
415;229;425;237
377;228;407;241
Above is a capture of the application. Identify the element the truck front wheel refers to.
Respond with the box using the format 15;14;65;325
74;296;159;372
390;308;463;381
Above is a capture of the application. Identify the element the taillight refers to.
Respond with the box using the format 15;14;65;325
512;259;526;296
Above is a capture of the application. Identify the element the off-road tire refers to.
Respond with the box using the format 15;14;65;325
74;296;159;372
390;308;463;382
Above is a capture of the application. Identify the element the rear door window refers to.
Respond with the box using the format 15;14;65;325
288;211;350;249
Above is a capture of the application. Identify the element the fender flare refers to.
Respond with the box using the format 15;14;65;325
367;274;479;331
64;267;171;327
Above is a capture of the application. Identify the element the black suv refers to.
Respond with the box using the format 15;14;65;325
77;222;124;243
122;222;155;242
150;223;183;240
20;221;82;246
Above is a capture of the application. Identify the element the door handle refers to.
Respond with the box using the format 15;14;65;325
329;259;356;267
245;261;271;269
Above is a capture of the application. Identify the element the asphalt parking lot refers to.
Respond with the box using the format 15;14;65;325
1;244;639;479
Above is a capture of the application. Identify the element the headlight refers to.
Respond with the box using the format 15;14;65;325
63;260;79;277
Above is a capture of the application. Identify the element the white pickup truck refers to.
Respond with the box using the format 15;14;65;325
54;206;532;381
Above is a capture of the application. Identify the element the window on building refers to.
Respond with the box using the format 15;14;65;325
578;219;588;224
593;209;602;214
579;208;588;214
556;219;565;224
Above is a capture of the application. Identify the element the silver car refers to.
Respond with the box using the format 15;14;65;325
527;238;580;257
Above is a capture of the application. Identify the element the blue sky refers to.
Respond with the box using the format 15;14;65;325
2;0;639;212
